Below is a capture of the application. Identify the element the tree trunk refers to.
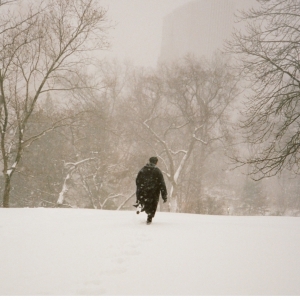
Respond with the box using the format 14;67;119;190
3;175;11;208
196;177;203;214
196;146;205;214
169;184;178;213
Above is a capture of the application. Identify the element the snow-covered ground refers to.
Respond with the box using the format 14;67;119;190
0;208;299;296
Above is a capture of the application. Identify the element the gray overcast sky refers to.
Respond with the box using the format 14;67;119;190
98;0;256;68
99;0;195;67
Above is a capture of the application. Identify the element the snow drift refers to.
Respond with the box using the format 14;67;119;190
0;208;299;296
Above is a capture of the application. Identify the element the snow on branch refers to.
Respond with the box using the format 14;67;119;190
193;127;208;144
57;157;97;206
117;192;135;210
169;150;187;155
6;161;17;176
192;133;208;144
100;193;123;209
57;174;71;205
64;157;96;168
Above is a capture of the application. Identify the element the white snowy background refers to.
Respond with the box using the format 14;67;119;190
1;0;299;296
0;208;299;296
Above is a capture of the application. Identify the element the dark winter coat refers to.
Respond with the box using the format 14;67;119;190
136;163;167;208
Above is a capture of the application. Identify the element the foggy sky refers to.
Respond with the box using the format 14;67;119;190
98;0;192;67
98;0;257;67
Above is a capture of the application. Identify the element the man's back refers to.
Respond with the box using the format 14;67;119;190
136;163;163;194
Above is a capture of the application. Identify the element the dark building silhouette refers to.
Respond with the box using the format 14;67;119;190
159;0;240;63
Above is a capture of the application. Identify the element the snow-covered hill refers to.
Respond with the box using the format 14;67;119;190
0;208;299;296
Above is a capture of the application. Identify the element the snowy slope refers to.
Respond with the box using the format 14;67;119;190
0;208;299;296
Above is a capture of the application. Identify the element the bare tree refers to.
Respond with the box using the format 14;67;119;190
226;0;300;179
53;66;136;210
125;55;239;213
0;0;16;6
0;0;109;207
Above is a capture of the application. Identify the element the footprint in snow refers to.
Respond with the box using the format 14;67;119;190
77;280;106;296
104;266;127;275
122;248;140;256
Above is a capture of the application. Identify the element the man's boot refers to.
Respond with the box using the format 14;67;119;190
146;215;152;224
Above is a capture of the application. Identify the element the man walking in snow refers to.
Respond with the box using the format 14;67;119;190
134;157;167;224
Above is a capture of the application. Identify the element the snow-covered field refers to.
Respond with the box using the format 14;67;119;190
0;208;299;296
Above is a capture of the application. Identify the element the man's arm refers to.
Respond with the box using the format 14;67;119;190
136;170;143;202
157;169;167;202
